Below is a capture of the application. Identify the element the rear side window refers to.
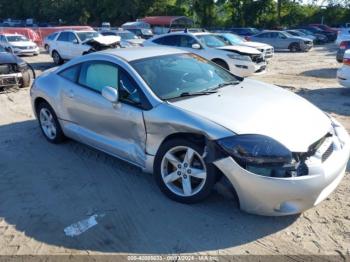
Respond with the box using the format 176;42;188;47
153;35;180;46
78;62;118;92
57;32;69;42
59;64;81;82
47;32;58;40
101;32;115;36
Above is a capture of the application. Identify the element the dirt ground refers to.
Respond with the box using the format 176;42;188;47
0;45;350;259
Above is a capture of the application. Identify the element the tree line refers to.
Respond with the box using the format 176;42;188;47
0;0;349;28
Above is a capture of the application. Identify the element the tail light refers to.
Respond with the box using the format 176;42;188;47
343;58;350;66
340;41;347;49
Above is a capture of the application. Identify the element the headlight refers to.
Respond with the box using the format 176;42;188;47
329;116;349;148
217;134;306;177
227;53;251;61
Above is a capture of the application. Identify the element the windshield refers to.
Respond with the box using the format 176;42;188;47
281;31;293;38
196;34;227;48
7;35;28;42
298;29;311;35
132;53;239;100
222;33;245;44
118;32;138;40
76;31;101;42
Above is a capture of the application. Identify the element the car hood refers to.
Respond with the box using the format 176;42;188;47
0;52;24;64
241;41;272;49
171;78;331;152
216;45;261;55
83;35;121;46
9;41;36;47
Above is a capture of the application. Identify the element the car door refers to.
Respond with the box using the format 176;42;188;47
68;32;83;58
55;32;71;59
59;61;147;166
277;32;290;49
0;35;7;48
253;32;271;46
177;35;205;56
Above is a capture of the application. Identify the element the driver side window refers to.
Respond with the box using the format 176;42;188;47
78;61;141;105
118;68;141;105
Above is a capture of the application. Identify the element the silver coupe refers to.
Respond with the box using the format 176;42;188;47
30;47;350;216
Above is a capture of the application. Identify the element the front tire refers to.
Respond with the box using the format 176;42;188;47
20;70;31;88
37;101;65;144
154;138;216;204
52;50;63;65
289;43;300;52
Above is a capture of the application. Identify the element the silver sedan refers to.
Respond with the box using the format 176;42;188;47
30;47;350;216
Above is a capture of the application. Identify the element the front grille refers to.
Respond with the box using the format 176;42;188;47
322;143;334;162
15;46;33;50
250;54;264;63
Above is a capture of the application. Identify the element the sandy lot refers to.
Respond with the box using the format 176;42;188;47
0;45;350;259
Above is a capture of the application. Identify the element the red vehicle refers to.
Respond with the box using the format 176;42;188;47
309;24;339;33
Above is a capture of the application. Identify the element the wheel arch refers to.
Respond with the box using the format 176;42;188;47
153;131;241;205
34;97;50;116
211;58;229;70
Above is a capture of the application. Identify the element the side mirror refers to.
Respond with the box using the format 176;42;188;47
102;86;119;103
192;43;201;49
73;39;79;44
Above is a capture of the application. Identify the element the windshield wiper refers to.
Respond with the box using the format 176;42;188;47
212;81;240;90
180;90;217;97
167;90;217;100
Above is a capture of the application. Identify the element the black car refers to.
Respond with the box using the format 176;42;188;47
0;45;31;88
298;26;336;42
229;27;261;38
336;40;350;62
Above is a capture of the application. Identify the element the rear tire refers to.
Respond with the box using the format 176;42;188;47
37;101;66;144
154;138;216;204
52;50;63;65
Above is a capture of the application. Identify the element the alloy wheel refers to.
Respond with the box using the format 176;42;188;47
160;146;207;197
39;108;57;140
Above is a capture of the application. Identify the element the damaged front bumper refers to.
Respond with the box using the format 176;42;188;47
228;60;266;77
213;122;350;216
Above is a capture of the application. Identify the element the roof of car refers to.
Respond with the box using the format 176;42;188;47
60;30;96;33
1;33;24;36
101;46;187;62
